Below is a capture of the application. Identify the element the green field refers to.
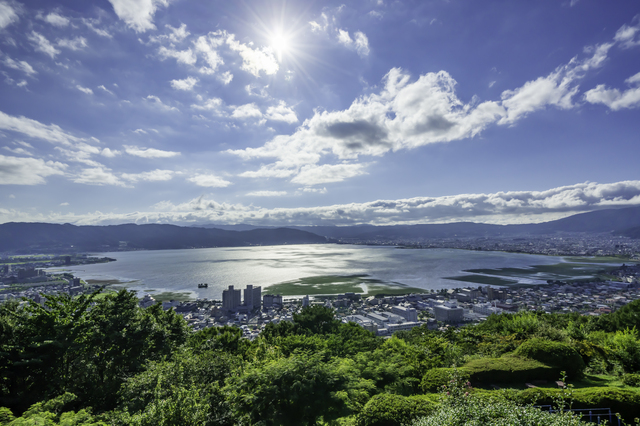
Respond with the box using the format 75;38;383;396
263;274;426;296
465;262;620;282
444;275;519;286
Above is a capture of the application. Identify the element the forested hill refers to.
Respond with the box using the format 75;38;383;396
0;222;327;252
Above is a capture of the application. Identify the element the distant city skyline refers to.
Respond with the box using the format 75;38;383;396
0;0;639;226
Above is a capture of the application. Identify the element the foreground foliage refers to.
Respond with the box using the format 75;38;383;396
1;294;640;425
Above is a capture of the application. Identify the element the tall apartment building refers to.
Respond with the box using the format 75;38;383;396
244;285;262;310
392;305;418;322
263;294;283;308
222;285;241;311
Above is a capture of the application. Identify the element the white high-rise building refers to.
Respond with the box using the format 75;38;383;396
244;285;262;310
222;285;241;311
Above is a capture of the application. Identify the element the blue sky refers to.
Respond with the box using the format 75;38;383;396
0;0;639;226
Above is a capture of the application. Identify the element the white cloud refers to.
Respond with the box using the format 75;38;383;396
191;97;223;112
226;33;279;77
246;190;287;197
2;146;30;155
60;202;69;206
43;12;70;27
150;23;190;44
3;57;36;76
42;180;640;227
121;169;175;182
231;103;263;120
28;32;60;58
82;18;113;38
337;29;352;46
291;163;368;185
193;32;225;73
101;148;121;157
300;187;327;194
0;1;19;30
614;23;640;49
73;167;128;187
144;95;178;111
584;72;640;110
158;46;197;65
0;110;81;146
170;76;198;91
98;85;114;95
354;31;370;57
76;85;93;95
0;154;66;185
187;173;231;187
218;71;233;85
124;145;180;158
107;0;172;33
133;128;147;134
58;37;88;51
265;102;298;123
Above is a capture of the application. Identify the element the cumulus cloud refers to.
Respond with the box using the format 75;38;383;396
335;29;369;56
107;0;172;33
3;57;36;76
265;102;298;123
0;0;20;30
291;163;368;185
76;85;93;95
226;33;279;77
73;167;128;187
170;76;198;91
231;103;262;120
0;154;66;185
121;169;175;182
28;32;60;58
158;46;197;65
229;33;618;185
187;173;231;187
44;180;640;227
614;22;640;49
246;190;287;197
124;145;180;158
0;111;81;145
101;148;121;157
193;32;225;73
144;95;178;111
58;37;88;51
42;11;70;27
149;23;190;44
584;71;640;110
191;97;223;112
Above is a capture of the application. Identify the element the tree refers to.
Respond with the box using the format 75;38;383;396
293;305;340;335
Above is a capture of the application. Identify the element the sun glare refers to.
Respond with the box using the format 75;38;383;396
270;32;290;62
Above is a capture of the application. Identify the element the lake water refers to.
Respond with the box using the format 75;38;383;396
53;244;570;299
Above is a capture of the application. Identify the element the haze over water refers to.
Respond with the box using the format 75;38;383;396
57;245;571;299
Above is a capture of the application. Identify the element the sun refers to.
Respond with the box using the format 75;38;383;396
270;31;290;62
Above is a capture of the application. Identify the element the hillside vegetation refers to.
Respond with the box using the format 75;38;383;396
2;291;640;425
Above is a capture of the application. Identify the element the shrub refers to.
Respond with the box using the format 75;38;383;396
622;373;640;387
516;387;640;422
463;355;559;384
513;338;586;378
356;393;437;426
421;368;470;393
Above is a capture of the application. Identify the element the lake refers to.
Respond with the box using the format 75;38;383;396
51;244;583;300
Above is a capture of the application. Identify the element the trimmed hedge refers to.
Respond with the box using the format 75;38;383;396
420;368;470;393
622;373;640;387
513;338;586;378
355;393;437;426
516;387;640;422
463;355;559;384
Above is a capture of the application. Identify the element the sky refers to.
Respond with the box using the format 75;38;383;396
0;0;639;227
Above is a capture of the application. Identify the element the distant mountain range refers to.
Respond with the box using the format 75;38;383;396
2;206;640;253
198;206;640;241
0;223;327;253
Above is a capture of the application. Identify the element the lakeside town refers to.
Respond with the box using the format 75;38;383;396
2;250;639;340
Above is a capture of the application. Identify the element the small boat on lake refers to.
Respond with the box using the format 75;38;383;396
197;283;208;288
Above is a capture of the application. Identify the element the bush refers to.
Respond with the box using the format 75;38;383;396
621;373;640;387
463;355;559;384
421;368;470;393
516;387;640;422
356;394;437;426
513;338;586;378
